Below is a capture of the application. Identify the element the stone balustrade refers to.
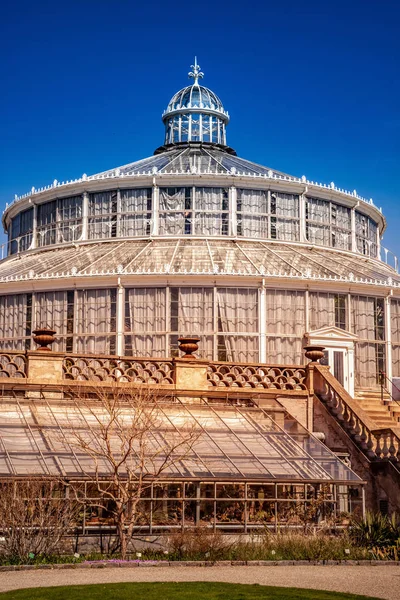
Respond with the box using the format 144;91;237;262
63;355;174;385
207;362;307;390
0;351;27;379
313;364;400;464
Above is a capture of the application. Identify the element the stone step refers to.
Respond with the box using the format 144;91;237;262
352;389;400;428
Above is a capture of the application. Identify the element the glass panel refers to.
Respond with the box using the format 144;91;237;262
333;351;344;386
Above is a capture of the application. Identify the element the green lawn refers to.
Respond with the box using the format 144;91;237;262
0;582;382;600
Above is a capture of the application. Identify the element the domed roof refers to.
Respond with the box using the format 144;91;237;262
166;84;225;113
162;59;229;123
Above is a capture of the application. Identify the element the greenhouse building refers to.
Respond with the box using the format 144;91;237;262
0;60;399;536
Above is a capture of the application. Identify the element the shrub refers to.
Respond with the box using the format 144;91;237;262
167;527;231;560
349;511;400;549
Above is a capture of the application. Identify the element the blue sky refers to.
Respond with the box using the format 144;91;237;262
1;0;399;256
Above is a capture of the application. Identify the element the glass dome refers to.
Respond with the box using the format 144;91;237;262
162;59;229;147
167;84;225;112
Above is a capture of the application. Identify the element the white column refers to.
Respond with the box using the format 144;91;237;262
305;289;310;332
376;226;381;261
55;198;61;244
31;204;37;250
385;295;393;382
351;207;357;253
152;184;159;236
259;282;267;363
347;293;352;331
116;189;121;238
166;285;171;357
81;191;89;241
230;186;237;236
267;191;272;239
116;283;125;356
299;193;307;243
213;285;218;361
348;346;355;397
31;291;37;334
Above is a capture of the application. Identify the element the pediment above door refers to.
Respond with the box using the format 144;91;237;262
305;326;358;343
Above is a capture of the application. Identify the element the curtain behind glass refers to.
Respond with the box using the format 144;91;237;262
217;288;258;362
120;189;150;237
194;188;227;236
125;288;166;357
88;192;116;239
266;290;305;365
0;294;27;350
309;293;335;330
171;287;213;358
35;292;67;351
352;295;380;387
159;188;186;235
391;299;400;377
76;289;115;353
159;189;185;211
237;189;268;238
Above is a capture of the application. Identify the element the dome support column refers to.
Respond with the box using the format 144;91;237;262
259;281;267;363
31;204;37;250
229;186;237;236
299;193;307;243
151;184;159;236
305;289;310;332
116;281;125;356
351;206;357;253
81;192;89;241
376;227;381;261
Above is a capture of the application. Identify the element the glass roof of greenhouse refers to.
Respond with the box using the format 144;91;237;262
92;146;295;179
0;398;361;482
0;239;398;286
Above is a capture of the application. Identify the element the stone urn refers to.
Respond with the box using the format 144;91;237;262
177;336;200;360
32;328;56;351
304;345;325;364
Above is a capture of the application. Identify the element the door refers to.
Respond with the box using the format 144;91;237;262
321;348;348;389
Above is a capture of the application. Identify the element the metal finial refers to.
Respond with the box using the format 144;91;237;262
188;57;204;85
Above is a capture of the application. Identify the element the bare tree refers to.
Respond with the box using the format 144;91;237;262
51;384;200;559
0;479;77;562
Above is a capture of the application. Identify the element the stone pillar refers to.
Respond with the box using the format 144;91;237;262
174;359;209;391
27;351;64;385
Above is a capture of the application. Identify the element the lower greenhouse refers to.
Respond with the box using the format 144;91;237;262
0;391;363;534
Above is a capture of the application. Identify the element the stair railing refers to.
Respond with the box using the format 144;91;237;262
379;370;400;409
312;364;400;464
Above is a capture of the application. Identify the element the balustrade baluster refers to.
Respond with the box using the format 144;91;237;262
381;432;390;460
351;413;363;446
347;408;356;436
369;432;379;460
388;432;397;462
358;420;368;449
342;402;351;430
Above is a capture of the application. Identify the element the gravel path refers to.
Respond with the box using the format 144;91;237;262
0;565;399;599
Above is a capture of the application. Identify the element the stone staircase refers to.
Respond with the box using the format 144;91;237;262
354;389;400;428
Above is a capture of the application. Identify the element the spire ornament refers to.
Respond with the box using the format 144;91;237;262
188;57;204;85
